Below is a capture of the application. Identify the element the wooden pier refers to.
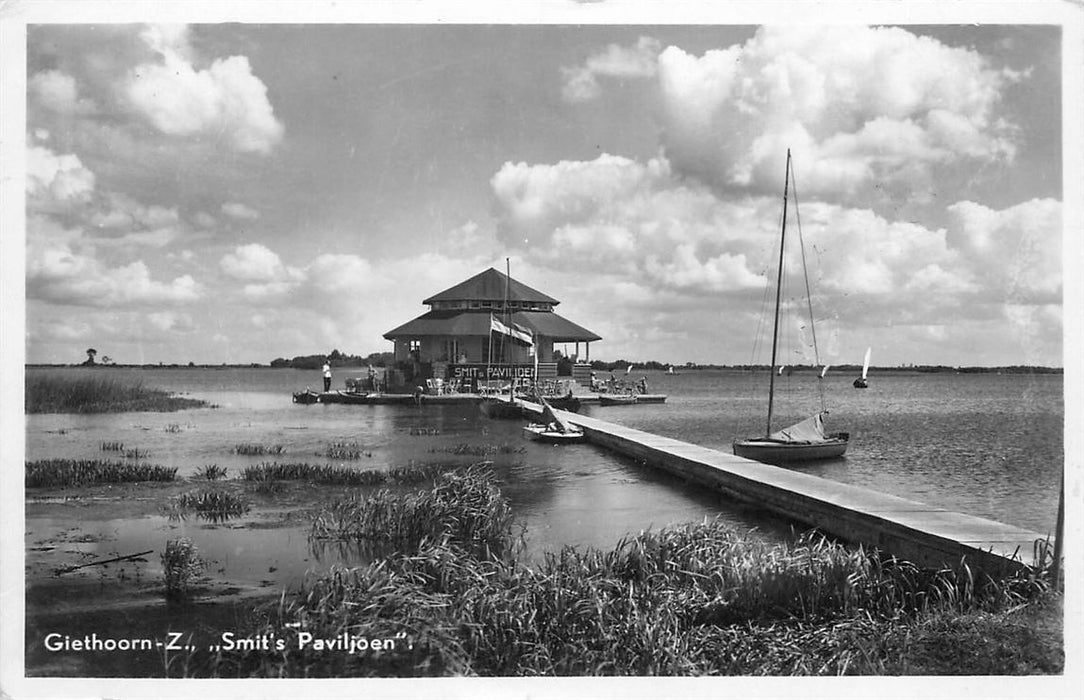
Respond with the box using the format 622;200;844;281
521;401;1050;575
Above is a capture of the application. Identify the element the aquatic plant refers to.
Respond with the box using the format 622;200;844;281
170;489;250;520
234;443;286;456
324;441;372;460
124;448;150;460
241;461;461;487
161;538;205;599
430;442;524;456
25;459;178;487
214;472;1056;678
408;427;441;436
194;464;228;481
100;441;124;452
309;464;517;560
25;374;210;414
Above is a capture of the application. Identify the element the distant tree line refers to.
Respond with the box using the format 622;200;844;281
270;349;394;370
586;360;1062;374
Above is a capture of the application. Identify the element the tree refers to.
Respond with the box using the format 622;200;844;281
84;348;97;365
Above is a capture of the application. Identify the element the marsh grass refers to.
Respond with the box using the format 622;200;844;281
26;459;178;487
194;464;228;481
324;441;373;460
234;443;285;456
430;443;524;456
162;538;205;599
309;464;517;560
169;489;250;522
241;461;460;487
26;374;209;413
100;441;124;452
214;470;1057;678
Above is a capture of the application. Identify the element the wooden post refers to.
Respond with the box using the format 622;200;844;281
1051;471;1064;589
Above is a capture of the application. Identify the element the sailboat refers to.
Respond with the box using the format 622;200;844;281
523;396;585;443
733;151;849;464
853;347;871;388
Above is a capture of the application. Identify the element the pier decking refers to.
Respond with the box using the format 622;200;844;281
520;401;1050;575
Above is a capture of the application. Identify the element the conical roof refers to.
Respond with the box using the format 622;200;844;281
423;268;559;305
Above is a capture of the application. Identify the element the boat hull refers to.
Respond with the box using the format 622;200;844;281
732;434;849;464
292;390;321;404
599;395;637;406
523;423;585;443
480;398;523;419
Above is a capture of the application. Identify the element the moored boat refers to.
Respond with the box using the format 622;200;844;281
292;389;321;404
599;393;637;406
523;397;585;443
732;150;849;464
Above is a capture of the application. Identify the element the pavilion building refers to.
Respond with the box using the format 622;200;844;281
383;268;601;390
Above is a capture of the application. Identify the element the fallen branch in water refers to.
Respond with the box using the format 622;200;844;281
55;549;154;576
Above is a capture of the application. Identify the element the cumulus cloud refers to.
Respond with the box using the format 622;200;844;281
27;145;96;211
125;24;284;154
561;36;661;102
655;26;1019;199
29;69;95;114
492;153;766;294
220;243;296;282
28;242;202;307
945;198;1062;304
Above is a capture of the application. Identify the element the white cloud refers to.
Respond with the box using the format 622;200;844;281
656;26;1019;198
27;145;96;211
125;24;284;154
29;70;95;114
562;36;661;102
222;202;259;220
220;243;296;282
945;198;1062;304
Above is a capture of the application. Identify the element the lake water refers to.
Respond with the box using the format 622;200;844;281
23;366;1064;594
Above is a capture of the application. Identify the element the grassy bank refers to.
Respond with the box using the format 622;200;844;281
25;374;210;413
211;467;1060;677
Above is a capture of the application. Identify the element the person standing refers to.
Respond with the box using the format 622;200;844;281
322;360;332;392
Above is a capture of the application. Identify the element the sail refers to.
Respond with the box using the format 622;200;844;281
861;347;871;379
539;397;573;433
769;412;829;443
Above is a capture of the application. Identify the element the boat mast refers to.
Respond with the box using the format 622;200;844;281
766;150;791;437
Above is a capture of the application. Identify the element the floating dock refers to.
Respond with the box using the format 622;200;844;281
520;400;1050;575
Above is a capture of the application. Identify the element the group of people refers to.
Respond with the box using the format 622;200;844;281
321;361;379;393
589;371;649;394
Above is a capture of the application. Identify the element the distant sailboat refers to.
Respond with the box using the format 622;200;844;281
626;364;633;374
853;347;871;389
733;150;849;464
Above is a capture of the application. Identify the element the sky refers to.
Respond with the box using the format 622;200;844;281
9;4;1079;368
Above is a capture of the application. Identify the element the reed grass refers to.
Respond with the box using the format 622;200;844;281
26;459;178;487
26;374;209;414
100;441;124;452
162;538;205;599
234;443;285;456
324;442;372;460
213;471;1056;677
430;443;524;456
170;489;250;520
194;464;228;481
241;461;461;487
309;464;517;561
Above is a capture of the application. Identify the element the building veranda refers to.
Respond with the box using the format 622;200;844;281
383;268;601;392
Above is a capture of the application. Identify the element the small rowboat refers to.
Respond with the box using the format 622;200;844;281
522;423;585;443
599;393;637;406
292;389;321;404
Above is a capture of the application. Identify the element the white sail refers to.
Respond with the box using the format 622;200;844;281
861;347;871;379
820;365;831;378
626;364;633;374
769;412;828;443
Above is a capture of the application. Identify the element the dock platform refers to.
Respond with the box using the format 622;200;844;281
520;401;1050;575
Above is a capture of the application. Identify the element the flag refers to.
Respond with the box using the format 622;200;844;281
490;314;533;346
